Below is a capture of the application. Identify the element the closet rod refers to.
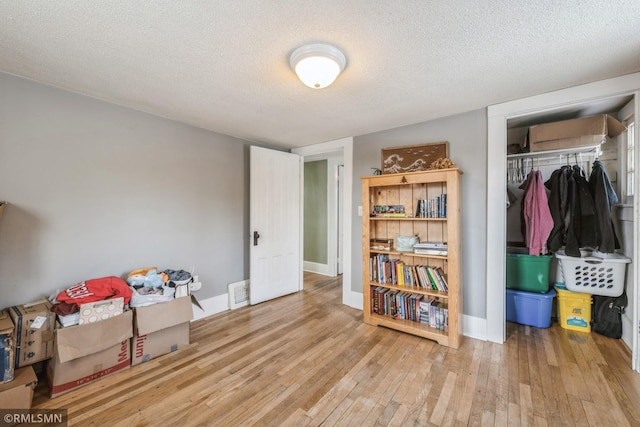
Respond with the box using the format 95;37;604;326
506;143;602;160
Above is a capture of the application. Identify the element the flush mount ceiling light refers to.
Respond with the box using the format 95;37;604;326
289;43;347;89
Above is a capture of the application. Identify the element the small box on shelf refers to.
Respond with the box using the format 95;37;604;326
371;205;406;218
369;238;393;251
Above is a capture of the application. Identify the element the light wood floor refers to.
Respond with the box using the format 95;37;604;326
33;272;640;426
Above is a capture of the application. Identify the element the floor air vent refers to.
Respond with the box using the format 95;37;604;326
228;280;249;309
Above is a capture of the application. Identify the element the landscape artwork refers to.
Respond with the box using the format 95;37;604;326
381;142;449;174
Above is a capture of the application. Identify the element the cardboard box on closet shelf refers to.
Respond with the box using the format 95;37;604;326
0;310;16;383
527;114;626;152
131;295;193;366
47;310;132;398
9;300;55;369
0;365;37;409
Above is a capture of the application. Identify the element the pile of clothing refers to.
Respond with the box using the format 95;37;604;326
49;268;194;325
126;267;192;307
50;276;132;326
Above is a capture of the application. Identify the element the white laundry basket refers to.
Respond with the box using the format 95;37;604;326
555;249;630;297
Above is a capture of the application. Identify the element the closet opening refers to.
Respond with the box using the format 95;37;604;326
504;94;636;345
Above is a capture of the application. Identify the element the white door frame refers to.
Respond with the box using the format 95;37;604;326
293;137;355;307
337;163;344;275
487;73;640;371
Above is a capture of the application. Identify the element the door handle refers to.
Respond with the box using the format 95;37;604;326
253;231;261;246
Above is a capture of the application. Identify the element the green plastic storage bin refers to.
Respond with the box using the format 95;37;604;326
506;251;552;293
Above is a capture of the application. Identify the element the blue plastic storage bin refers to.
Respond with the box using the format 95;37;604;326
506;288;556;328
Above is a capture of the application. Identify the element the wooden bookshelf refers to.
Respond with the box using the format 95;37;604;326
361;169;463;348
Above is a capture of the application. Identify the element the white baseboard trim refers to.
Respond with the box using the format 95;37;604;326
347;291;488;341
463;315;487;341
349;291;363;310
303;261;331;276
191;293;229;322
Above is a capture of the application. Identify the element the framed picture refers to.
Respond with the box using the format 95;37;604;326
381;141;449;174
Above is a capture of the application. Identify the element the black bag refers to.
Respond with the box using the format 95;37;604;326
591;290;627;338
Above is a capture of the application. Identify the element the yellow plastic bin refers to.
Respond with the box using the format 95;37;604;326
555;285;592;332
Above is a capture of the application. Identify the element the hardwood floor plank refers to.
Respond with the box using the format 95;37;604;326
305;377;358;423
454;340;483;424
28;272;640;426
430;370;457;425
318;397;355;426
519;382;534;426
467;340;492;426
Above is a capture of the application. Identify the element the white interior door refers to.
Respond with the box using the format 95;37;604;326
250;146;302;305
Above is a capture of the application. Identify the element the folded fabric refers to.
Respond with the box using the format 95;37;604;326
163;269;192;284
126;268;165;288
50;301;79;315
55;276;133;305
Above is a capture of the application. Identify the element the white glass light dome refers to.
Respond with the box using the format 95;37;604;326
289;43;347;89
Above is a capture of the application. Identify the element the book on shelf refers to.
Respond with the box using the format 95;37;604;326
413;241;447;249
425;267;441;291
434;267;449;292
414;248;448;256
396;261;405;286
417;298;449;330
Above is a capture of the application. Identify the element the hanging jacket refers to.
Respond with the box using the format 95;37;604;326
520;169;554;255
560;165;599;257
545;166;570;252
572;165;599;248
589;160;620;253
519;170;536;242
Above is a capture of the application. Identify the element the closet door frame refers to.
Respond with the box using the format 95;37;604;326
486;73;640;372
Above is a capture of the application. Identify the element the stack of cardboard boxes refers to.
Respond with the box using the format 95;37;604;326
1;293;193;401
49;294;194;397
0;301;54;409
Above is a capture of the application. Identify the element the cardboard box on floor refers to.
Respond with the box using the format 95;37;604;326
48;310;132;398
527;114;626;152
0;310;15;383
131;296;193;366
9;300;55;369
0;365;37;409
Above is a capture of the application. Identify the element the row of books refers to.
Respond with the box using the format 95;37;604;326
369;254;448;291
370;286;449;330
415;194;447;218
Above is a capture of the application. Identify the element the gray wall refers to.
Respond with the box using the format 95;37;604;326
304;160;328;264
0;73;250;307
352;109;488;318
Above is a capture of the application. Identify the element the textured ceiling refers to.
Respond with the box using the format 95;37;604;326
1;1;639;149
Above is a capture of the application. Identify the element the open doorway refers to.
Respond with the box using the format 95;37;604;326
302;153;343;277
292;137;356;308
